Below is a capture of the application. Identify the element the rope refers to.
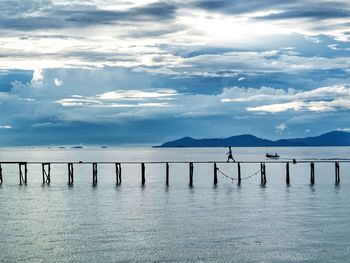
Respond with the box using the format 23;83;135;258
19;164;26;183
20;172;25;183
44;170;50;184
216;167;261;182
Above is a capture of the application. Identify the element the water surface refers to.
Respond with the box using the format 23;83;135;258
0;147;349;262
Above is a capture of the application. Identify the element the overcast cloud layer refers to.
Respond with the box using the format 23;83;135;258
1;0;350;145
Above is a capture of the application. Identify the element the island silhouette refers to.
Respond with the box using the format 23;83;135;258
155;131;350;147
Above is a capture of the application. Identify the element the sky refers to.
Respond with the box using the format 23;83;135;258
1;0;350;146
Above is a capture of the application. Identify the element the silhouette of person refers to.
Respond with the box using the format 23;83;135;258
226;146;235;162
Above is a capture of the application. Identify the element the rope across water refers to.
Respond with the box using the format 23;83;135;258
216;166;261;181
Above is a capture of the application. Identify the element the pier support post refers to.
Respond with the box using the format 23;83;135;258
286;162;290;185
115;163;122;185
92;163;98;186
19;162;27;185
0;164;2;185
310;162;315;185
68;163;74;186
237;162;241;185
42;163;51;185
141;163;145;186
189;162;194;187
166;162;169;186
213;163;218;186
260;163;266;185
335;162;340;184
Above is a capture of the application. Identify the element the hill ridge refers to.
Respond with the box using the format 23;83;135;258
155;131;350;147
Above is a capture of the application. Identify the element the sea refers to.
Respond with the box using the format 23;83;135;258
0;147;350;263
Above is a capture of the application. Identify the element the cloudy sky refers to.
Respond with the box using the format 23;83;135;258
1;0;350;146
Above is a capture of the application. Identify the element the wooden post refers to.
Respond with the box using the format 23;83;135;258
286;162;290;185
166;162;169;186
0;164;2;185
310;162;315;185
48;163;51;184
42;163;51;185
263;163;267;185
115;163;122;185
19;163;21;185
237;162;241;185
68;163;74;186
92;163;98;186
335;162;340;184
19;163;27;185
189;162;194;187
213;163;218;185
42;163;45;184
141;163;145;186
260;163;266;185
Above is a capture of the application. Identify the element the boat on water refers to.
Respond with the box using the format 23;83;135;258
265;153;280;159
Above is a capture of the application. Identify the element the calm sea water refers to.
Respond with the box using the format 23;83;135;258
0;147;350;263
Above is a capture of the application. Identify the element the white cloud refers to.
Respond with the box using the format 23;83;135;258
31;68;43;85
31;122;59;128
221;86;296;102
246;98;350;113
56;89;177;109
276;123;287;134
247;101;306;113
56;98;103;107
328;44;338;50
46;83;350;123
98;89;178;101
0;125;12;129
246;100;343;113
337;128;350;132
222;85;350;113
54;78;63;86
3;67;350;132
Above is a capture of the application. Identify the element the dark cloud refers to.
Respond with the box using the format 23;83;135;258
61;2;176;25
0;0;51;16
193;0;350;20
0;17;64;30
18;35;86;40
194;0;284;14
0;2;177;30
61;51;137;63
120;26;185;38
256;7;350;20
0;48;135;59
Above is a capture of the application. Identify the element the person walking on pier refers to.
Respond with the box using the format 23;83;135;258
226;146;235;162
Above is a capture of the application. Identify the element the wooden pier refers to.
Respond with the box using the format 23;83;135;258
0;160;347;187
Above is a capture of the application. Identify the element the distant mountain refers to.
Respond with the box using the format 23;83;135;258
155;131;350;147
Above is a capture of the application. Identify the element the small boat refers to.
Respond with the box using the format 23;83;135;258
266;153;280;159
71;146;83;149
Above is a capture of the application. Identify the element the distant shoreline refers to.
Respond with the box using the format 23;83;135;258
153;145;350;148
154;131;350;148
